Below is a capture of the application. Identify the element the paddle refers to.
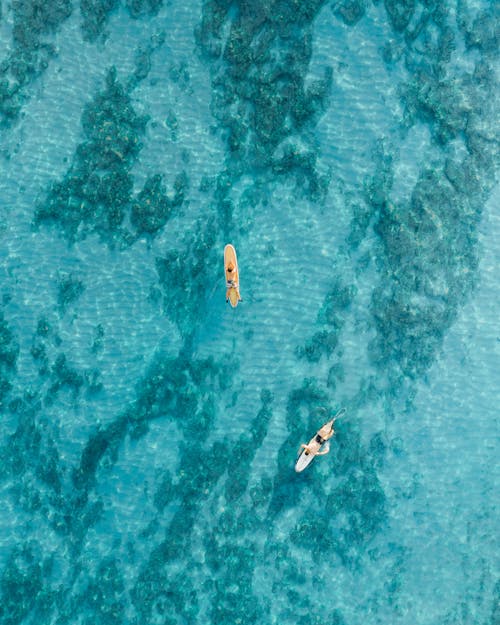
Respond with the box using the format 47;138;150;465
332;407;347;423
313;406;347;425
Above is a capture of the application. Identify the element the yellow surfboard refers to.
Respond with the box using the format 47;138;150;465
224;244;241;308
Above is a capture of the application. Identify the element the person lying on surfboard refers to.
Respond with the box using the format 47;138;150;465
300;420;335;457
295;408;346;472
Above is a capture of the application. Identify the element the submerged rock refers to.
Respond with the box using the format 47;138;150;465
35;65;184;246
0;0;72;125
196;0;332;200
0;311;19;409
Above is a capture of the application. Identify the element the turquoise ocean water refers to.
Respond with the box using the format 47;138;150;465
0;1;499;624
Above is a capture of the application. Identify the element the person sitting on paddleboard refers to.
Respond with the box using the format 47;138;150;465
226;262;238;304
226;262;236;286
300;421;335;457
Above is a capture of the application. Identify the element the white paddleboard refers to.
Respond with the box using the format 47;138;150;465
294;409;345;473
295;440;330;472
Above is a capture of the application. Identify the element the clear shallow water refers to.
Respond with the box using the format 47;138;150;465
0;1;498;624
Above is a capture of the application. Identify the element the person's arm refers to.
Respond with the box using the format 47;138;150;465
316;447;330;456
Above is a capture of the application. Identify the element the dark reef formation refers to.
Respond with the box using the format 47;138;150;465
297;278;356;364
56;274;85;312
35;68;146;242
345;0;500;385
80;0;164;41
125;0;163;19
35;66;187;245
131;172;186;236
155;218;218;334
0;311;19;410
332;0;367;26
370;166;481;379
196;0;332;204
0;0;72;126
80;0;120;43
